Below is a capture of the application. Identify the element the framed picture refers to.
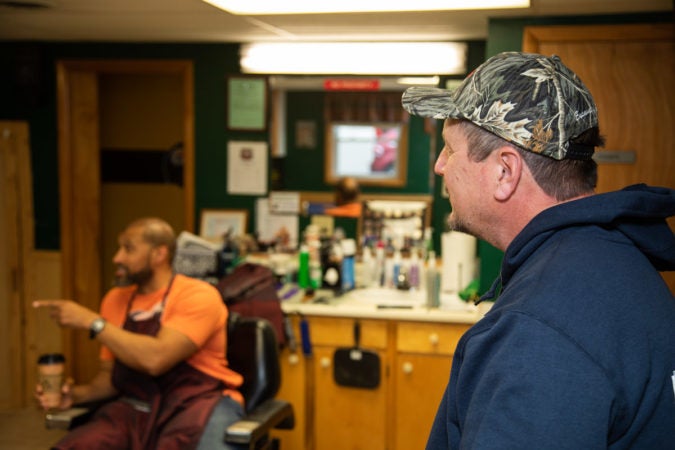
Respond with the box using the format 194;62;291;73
325;122;408;187
199;209;248;241
226;76;268;131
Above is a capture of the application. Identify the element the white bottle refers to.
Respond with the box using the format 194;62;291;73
426;251;440;308
360;246;377;288
375;243;386;287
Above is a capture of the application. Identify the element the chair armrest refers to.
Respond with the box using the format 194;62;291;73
45;407;92;430
44;398;115;430
224;399;295;445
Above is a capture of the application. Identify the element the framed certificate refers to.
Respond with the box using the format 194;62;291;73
227;76;268;131
199;209;248;241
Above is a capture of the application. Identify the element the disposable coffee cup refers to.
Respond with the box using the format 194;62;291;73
37;353;65;409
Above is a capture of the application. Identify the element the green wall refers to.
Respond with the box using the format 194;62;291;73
0;41;484;252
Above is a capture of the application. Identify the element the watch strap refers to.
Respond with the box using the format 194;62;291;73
89;317;106;339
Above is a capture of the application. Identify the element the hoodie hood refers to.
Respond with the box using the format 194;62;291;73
500;184;675;289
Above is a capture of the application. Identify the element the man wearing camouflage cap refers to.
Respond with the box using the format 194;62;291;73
403;52;675;449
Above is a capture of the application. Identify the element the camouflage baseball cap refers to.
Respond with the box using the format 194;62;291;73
402;52;599;160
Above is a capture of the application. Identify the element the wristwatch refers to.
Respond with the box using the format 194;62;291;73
89;317;106;339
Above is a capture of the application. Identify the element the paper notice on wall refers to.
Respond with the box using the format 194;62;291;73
441;231;477;293
256;197;299;248
269;191;301;214
227;141;268;195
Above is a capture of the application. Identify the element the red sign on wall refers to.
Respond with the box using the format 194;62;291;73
323;79;380;91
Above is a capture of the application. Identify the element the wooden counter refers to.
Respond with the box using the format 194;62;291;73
272;288;489;450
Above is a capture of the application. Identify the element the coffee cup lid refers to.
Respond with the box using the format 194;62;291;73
38;353;65;364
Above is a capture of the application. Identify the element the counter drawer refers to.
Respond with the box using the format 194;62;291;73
307;316;388;349
396;322;470;355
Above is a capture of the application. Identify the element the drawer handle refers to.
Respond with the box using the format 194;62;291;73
402;362;414;374
320;357;331;369
429;333;440;345
288;353;300;365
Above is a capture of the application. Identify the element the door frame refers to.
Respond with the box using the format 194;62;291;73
56;60;195;381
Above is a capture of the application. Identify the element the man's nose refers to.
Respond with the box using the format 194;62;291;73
434;153;445;175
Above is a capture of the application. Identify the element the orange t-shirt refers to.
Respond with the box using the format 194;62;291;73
99;274;243;403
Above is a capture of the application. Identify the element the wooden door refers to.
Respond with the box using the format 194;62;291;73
56;60;195;383
523;23;675;292
271;315;309;450
313;346;388;450
0;122;33;408
309;317;389;450
393;321;469;450
393;354;450;450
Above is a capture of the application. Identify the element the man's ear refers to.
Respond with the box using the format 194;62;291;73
151;245;169;265
494;146;523;201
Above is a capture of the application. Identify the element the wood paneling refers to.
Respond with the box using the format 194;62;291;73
1;124;65;407
24;251;63;404
0;121;33;408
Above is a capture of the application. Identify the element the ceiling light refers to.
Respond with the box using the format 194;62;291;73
397;76;440;86
240;42;466;75
203;0;529;15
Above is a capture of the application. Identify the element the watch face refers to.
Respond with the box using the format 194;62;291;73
91;318;105;333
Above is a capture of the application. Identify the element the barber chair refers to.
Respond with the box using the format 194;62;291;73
223;312;294;449
45;313;294;450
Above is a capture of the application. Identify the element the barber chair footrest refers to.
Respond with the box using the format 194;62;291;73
225;399;294;445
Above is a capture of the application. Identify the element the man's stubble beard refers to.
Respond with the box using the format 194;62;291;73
447;210;470;235
114;265;154;288
446;210;488;244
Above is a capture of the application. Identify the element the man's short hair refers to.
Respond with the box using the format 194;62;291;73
457;119;601;200
129;217;177;263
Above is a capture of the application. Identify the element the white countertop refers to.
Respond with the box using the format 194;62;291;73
280;287;490;324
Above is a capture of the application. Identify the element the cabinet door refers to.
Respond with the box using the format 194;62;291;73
394;353;451;450
271;331;308;449
313;346;388;450
394;322;468;449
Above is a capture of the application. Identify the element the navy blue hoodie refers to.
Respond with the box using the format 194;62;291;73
426;184;675;449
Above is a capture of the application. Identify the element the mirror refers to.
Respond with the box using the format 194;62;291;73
361;199;428;248
325;122;408;187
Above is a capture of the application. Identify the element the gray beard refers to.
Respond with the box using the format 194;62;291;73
447;213;486;243
447;212;469;234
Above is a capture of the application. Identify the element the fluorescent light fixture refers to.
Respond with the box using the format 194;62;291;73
397;76;440;86
240;42;466;75
203;0;529;15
